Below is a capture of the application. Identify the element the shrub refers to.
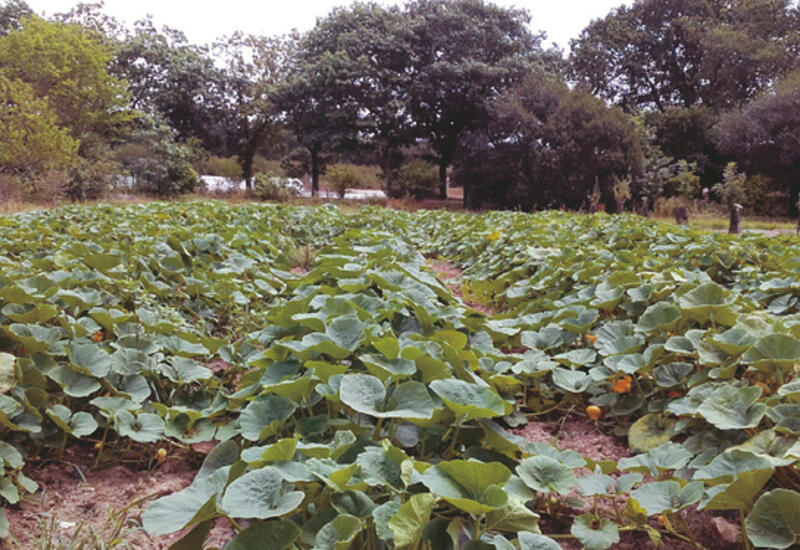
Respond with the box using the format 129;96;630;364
395;160;439;199
612;177;631;212
198;155;243;180
251;172;291;202
326;165;359;198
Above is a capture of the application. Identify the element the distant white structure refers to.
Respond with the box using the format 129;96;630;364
199;175;246;193
198;175;386;200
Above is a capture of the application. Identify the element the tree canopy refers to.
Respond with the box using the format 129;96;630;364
570;0;800;113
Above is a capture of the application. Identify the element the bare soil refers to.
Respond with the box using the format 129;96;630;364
4;443;234;550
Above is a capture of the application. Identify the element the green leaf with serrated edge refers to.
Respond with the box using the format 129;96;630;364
697;385;767;430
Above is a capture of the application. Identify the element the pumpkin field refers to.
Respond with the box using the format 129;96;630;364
1;201;800;549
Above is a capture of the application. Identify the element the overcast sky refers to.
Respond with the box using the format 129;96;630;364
24;0;630;50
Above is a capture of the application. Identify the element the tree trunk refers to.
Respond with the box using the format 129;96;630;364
438;161;447;200
242;153;254;190
728;204;741;234
310;148;320;197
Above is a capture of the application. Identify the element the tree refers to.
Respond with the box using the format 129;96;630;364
211;33;288;187
455;74;642;211
297;3;414;191
113;18;225;151
570;0;800;113
275;39;361;196
0;0;31;36
405;0;544;198
0;16;131;153
716;71;800;213
0;76;77;176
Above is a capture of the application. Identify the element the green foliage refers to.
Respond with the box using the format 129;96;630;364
0;76;77;178
198;155;244;180
391;160;439;200
0;16;131;150
0;202;799;548
251;172;292;202
326;165;359;198
713;162;747;207
114;118;199;197
668;160;701;202
456;74;642;210
570;0;800;112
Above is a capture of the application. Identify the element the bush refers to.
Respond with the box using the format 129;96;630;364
251;172;291;202
114;119;200;197
63;157;116;201
742;174;789;217
197;155;243;180
395;160;439;200
326;165;359;198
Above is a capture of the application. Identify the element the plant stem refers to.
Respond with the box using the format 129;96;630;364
445;418;462;458
740;510;753;550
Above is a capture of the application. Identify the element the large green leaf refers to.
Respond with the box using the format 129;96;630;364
388;493;436;548
429;378;508;419
339;374;435;419
0;353;15;395
700;469;773;511
742;334;800;373
220;467;304;520
630;481;703;515
697;385;767;430
570;514;620;550
517;456;575;495
240;395;297;441
628;413;677;453
678;282;738;326
143;440;239;535
314;514;362;550
421;460;511;514
746;489;800;549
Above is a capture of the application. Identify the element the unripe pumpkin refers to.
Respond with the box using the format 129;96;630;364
585;405;602;420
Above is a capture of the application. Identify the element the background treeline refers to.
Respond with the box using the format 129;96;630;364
1;0;799;215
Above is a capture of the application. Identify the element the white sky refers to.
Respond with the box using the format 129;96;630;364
24;0;630;50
